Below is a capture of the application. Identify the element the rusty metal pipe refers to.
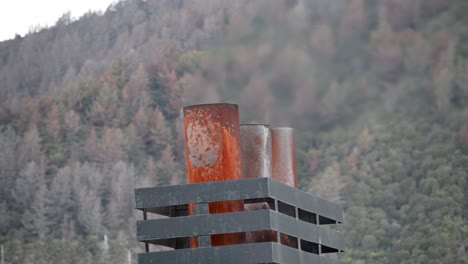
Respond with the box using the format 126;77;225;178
183;103;245;247
271;127;298;247
271;127;298;188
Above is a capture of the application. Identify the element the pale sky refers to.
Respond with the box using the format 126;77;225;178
0;0;117;41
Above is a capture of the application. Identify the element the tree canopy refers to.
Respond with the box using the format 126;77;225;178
0;0;467;263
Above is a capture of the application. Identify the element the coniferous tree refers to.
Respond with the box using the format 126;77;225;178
12;162;45;211
22;184;48;239
106;161;135;231
0;201;10;235
0;129;24;204
21;125;42;164
46;167;73;228
45;103;62;141
147;108;171;156
72;163;103;235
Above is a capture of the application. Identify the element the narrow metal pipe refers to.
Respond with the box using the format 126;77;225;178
240;124;272;179
183;103;245;247
271;127;298;188
271;127;297;247
240;124;276;243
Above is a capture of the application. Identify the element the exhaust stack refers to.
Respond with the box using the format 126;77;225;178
183;103;245;247
271;127;298;188
240;124;276;243
240;125;298;246
240;124;272;179
134;104;345;263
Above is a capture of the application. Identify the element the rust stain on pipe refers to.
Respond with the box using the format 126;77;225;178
183;103;245;247
271;127;298;188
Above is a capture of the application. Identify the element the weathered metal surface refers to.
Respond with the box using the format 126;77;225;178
183;103;242;183
240;124;272;179
271;127;298;188
134;178;269;211
240;124;276;243
135;178;345;263
138;210;273;243
134;178;343;223
137;210;344;251
267;179;343;223
138;242;344;264
183;103;244;246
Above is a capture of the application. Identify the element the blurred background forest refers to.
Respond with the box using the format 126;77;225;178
0;0;467;263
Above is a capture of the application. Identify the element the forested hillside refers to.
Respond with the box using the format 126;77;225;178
0;0;467;263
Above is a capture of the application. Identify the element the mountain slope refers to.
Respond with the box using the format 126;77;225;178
0;0;467;263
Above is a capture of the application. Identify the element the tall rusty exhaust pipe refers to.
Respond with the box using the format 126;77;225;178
271;127;298;188
183;103;245;247
271;127;298;247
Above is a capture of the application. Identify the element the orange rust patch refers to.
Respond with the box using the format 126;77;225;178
183;104;245;247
